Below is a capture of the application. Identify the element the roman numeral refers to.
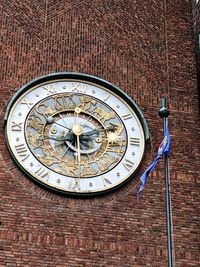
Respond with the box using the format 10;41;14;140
102;177;112;187
104;94;111;101
130;137;140;146
68;179;81;191
123;159;134;171
21;98;34;109
122;113;132;120
11;121;23;131
15;143;30;161
72;83;87;93
54;96;66;111
35;166;50;179
43;85;57;95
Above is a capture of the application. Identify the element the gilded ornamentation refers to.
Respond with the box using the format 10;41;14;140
59;162;76;176
81;164;98;177
54;96;66;111
26;132;43;149
5;75;145;195
92;107;116;122
98;154;118;172
79;96;97;111
36;154;59;166
36;103;55;117
67;95;76;109
27;115;44;134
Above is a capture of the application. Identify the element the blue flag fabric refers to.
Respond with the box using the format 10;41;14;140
138;123;170;196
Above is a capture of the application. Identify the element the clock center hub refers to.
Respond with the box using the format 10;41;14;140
72;124;83;135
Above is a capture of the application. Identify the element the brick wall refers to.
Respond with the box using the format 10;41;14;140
193;0;200;111
0;1;199;266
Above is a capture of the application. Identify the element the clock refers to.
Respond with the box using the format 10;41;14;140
4;73;149;196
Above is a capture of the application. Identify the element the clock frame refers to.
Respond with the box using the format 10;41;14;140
4;72;150;197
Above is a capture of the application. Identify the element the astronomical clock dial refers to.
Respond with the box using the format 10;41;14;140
4;73;149;196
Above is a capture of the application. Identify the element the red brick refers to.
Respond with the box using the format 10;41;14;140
0;1;199;267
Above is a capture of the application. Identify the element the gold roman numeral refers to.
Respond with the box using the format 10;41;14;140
123;159;134;171
68;178;81;191
102;177;112;187
130;137;140;146
35;166;50;179
72;83;87;93
122;113;132;120
43;85;57;95
21;98;34;109
11;121;23;131
15;143;30;161
104;94;111;101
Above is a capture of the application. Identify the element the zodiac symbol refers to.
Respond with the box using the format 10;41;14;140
53;95;66;111
92;107;116;123
81;164;98;177
26;115;44;134
79;96;97;112
26;132;43;149
36;103;55;118
36;154;59;166
97;154;118;172
59;162;76;176
67;95;76;109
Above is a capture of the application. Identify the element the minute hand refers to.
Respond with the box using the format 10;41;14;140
42;132;74;142
82;126;115;137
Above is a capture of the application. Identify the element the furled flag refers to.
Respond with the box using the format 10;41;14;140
137;122;171;196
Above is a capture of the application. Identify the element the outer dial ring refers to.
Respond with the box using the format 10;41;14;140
4;73;149;196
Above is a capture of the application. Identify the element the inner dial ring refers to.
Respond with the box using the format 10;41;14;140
45;111;108;160
25;93;128;178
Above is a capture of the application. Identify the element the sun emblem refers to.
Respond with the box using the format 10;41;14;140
107;132;121;144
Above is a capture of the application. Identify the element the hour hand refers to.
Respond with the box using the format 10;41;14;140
42;132;75;142
82;125;116;137
46;116;71;131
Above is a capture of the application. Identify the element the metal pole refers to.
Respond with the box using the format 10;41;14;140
159;97;174;267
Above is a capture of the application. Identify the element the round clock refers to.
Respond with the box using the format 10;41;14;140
4;73;149;196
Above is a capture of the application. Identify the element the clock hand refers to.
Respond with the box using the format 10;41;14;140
42;132;75;142
58;113;71;128
72;121;83;178
46;116;71;131
76;134;81;178
82;125;116;137
42;136;74;142
61;140;73;159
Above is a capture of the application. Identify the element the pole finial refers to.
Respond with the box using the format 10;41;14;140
159;96;170;118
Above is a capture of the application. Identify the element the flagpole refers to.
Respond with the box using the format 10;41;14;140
159;97;175;267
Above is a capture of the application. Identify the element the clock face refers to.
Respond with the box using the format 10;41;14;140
5;73;147;196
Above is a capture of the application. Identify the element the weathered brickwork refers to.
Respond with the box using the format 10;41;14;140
0;0;199;266
193;0;200;110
